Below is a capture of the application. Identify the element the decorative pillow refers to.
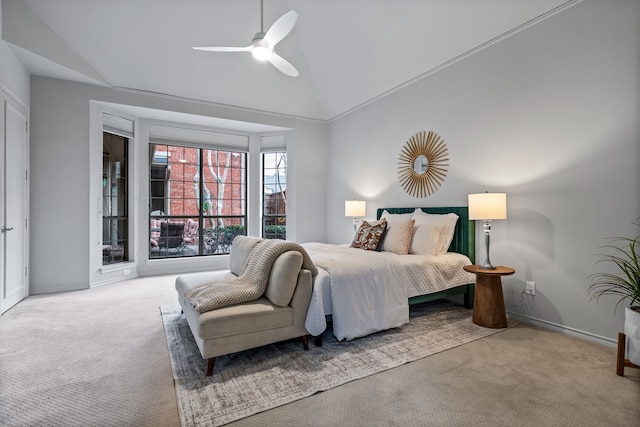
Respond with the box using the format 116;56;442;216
351;219;387;251
380;219;415;255
412;210;459;255
380;209;417;224
229;235;263;275
150;219;162;247
265;251;303;307
379;210;417;253
409;222;443;256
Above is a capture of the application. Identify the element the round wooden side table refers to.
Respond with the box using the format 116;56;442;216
463;264;515;329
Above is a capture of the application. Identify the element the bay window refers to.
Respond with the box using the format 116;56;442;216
149;143;247;258
262;151;287;240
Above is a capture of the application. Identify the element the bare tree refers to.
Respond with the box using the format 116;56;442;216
275;152;287;205
207;150;232;228
192;169;214;228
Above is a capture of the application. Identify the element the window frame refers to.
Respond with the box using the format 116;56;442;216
149;143;248;259
261;150;287;240
102;131;129;266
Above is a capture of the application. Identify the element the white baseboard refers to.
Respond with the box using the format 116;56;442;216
90;273;139;288
29;285;89;295
506;310;617;348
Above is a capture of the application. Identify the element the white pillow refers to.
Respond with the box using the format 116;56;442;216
412;210;459;255
380;219;415;255
409;222;442;256
380;209;417;224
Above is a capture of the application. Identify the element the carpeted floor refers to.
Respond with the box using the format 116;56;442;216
0;275;181;427
1;275;638;427
161;301;511;427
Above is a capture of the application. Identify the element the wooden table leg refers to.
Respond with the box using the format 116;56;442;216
617;332;626;376
617;332;640;376
473;274;507;329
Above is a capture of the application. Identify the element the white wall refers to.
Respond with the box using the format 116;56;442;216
29;77;327;293
326;0;639;343
287;119;328;244
0;0;29;102
22;0;639;343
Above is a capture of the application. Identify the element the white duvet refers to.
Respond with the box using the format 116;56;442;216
302;242;475;341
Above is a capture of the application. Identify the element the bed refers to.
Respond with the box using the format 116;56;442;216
303;206;476;342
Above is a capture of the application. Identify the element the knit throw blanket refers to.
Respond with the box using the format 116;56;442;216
183;239;318;314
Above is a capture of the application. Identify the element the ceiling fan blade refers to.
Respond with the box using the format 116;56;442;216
192;46;251;52
269;52;299;77
263;10;298;46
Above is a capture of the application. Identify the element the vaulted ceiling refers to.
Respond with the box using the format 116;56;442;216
3;0;573;122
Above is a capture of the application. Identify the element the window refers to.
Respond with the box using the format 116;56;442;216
262;152;287;239
102;132;128;265
149;144;247;258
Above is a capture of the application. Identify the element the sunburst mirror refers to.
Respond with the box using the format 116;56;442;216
397;131;449;198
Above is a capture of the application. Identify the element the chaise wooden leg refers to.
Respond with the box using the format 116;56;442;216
206;357;215;376
314;335;323;347
301;335;309;350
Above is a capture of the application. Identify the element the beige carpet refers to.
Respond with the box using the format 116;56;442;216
0;275;180;427
162;301;512;427
2;276;638;426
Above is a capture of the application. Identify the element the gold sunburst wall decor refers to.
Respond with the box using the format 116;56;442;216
397;131;449;198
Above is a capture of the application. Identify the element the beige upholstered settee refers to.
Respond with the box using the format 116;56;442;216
176;236;313;376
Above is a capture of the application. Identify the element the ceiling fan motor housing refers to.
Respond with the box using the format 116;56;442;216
251;32;272;60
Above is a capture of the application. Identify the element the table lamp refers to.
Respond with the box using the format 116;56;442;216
345;200;366;233
468;192;507;269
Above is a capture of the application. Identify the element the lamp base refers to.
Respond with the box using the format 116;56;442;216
481;221;495;270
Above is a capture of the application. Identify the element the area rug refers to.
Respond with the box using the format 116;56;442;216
161;301;512;427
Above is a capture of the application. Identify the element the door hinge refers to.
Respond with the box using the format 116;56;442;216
25;122;28;132
25;266;28;277
25;218;28;229
25;170;28;180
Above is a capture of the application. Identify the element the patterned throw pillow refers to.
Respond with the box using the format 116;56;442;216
380;219;415;255
351;219;387;251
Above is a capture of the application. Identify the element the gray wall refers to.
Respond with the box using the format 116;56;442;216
326;0;639;343
29;77;327;293
22;0;640;343
0;0;29;102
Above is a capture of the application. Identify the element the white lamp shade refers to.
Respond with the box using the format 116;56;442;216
345;200;366;217
468;193;507;220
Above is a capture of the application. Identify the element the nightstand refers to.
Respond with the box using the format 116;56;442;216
463;264;515;329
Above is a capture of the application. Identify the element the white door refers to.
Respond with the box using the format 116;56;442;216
1;89;28;314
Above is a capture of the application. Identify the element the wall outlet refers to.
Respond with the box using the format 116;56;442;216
123;269;131;276
525;281;536;296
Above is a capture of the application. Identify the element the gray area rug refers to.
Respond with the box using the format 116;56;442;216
161;301;510;427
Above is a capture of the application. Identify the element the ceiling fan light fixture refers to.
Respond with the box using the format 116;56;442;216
252;45;273;61
192;4;298;76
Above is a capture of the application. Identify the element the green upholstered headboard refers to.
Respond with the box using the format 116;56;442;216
376;207;475;263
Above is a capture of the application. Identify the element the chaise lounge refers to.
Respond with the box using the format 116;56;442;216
175;236;314;376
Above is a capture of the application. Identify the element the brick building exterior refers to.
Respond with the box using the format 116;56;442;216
158;145;246;227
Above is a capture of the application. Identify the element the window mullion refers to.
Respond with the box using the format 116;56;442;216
198;149;205;254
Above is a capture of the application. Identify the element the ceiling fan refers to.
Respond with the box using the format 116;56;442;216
192;1;299;77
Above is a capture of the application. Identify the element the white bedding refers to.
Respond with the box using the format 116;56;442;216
302;242;475;340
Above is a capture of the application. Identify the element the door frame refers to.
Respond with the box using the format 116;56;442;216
1;83;29;315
